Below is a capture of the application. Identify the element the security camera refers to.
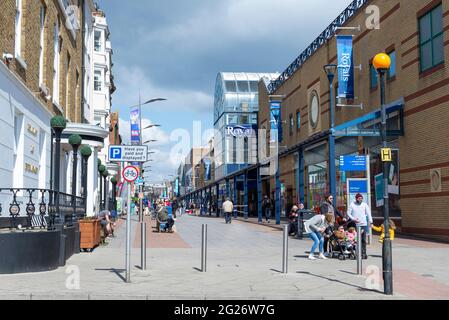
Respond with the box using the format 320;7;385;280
2;53;13;62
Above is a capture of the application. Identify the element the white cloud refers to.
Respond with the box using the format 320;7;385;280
139;0;353;55
113;65;213;114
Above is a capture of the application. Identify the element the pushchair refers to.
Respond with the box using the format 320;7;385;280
328;231;356;260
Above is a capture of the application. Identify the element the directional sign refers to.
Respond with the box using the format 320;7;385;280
109;145;148;163
122;166;139;183
339;155;367;171
135;177;144;186
381;148;392;162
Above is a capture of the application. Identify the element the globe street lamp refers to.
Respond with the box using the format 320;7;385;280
323;64;337;202
373;52;393;295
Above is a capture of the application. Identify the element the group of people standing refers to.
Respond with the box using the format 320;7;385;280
305;193;374;260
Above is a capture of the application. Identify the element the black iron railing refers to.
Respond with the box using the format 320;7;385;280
0;188;86;230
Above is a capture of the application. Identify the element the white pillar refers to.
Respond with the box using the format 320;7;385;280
85;147;98;217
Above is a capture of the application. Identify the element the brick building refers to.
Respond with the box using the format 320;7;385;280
0;0;84;121
258;0;449;240
0;0;112;216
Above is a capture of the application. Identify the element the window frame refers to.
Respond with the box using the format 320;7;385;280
419;4;444;73
296;110;301;131
94;30;103;52
52;21;60;105
39;6;46;87
289;113;294;136
369;61;378;90
387;50;397;80
94;69;103;92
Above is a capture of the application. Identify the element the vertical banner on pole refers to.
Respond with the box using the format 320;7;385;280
337;35;355;99
130;107;141;146
270;101;282;143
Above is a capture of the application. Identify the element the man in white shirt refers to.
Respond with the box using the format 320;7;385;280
347;193;373;259
222;198;234;224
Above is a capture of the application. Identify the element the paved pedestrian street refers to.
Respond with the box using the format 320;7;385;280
1;214;448;300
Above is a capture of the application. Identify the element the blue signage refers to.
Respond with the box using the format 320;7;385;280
270;101;282;142
348;179;368;193
339;155;367;171
337;35;355;99
109;147;122;160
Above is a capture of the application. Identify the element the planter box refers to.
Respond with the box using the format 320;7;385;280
79;219;101;251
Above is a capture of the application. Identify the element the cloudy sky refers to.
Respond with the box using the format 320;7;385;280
98;0;353;183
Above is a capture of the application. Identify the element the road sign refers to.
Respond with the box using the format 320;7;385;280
122;166;139;183
135;177;144;186
381;148;392;162
339;155;367;171
109;145;148;162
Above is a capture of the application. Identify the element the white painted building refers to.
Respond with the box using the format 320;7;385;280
0;61;52;213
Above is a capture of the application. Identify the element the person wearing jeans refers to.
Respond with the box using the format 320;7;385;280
304;213;335;260
347;193;373;259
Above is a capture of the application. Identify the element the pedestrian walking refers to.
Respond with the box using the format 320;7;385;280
304;213;335;260
262;195;273;223
347;193;373;259
222;197;234;224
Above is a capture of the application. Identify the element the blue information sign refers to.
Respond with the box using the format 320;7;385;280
348;179;368;193
339;155;367;171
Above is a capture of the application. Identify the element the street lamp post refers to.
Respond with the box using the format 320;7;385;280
129;94;165;272
373;52;393;295
98;164;106;211
69;134;82;222
80;146;92;217
50;116;67;225
103;170;109;211
324;64;337;202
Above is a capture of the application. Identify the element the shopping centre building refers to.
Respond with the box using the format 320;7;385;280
182;0;449;241
257;0;449;240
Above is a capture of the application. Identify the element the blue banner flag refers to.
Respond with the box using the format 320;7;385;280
130;107;141;145
270;101;282;142
337;35;355;99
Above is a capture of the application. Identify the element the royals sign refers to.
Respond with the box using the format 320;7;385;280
337;35;355;99
226;125;256;138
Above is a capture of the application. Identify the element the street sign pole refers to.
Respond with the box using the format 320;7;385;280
122;164;139;283
126;165;131;283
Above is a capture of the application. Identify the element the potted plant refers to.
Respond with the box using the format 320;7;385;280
79;217;101;252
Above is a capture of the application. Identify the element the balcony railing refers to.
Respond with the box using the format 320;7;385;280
0;188;86;230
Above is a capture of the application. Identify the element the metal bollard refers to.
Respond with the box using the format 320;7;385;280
357;225;362;275
141;222;147;270
201;224;207;272
282;225;288;274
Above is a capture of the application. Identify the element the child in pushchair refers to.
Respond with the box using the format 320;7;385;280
328;225;356;260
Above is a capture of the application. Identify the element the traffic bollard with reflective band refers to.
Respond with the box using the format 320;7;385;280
282;225;288;274
201;224;207;272
357;225;362;275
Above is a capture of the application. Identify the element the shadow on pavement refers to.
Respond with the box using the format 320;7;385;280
294;255;311;259
296;271;383;294
192;267;202;272
95;268;126;282
270;269;282;273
